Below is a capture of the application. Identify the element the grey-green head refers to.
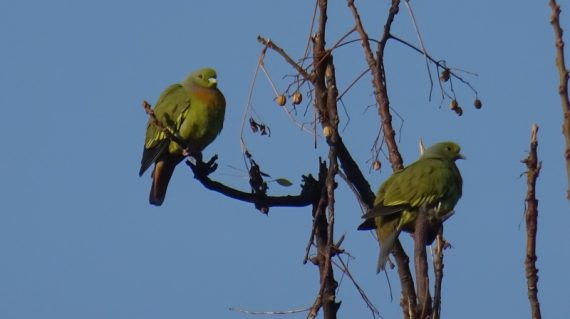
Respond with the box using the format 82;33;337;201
186;67;218;88
422;141;465;161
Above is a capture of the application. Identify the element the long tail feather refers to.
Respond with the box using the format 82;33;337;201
149;156;178;206
377;229;401;273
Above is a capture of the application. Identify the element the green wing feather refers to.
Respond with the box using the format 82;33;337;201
139;84;191;176
382;158;461;211
359;157;462;272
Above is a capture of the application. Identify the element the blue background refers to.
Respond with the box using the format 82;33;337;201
1;1;568;318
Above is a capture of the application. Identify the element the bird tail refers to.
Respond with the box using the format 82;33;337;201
149;157;178;206
377;229;401;273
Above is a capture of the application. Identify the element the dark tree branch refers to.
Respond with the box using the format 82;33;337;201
548;0;570;200
335;136;375;208
186;157;321;213
522;124;542;319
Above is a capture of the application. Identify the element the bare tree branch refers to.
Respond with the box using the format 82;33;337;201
432;228;445;319
549;0;570;200
187;158;319;211
257;36;314;82
307;159;339;319
392;240;417;319
347;0;404;172
522;124;542;319
307;2;341;318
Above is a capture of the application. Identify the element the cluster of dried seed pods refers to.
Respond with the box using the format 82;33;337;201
449;99;463;116
275;91;303;107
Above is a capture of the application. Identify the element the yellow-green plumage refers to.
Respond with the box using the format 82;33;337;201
139;68;226;206
358;141;464;272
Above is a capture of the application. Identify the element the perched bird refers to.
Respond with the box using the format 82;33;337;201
139;68;226;206
358;141;464;272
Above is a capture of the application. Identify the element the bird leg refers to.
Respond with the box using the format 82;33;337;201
182;148;203;162
186;154;219;177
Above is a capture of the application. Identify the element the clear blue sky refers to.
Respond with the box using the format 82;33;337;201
1;1;568;318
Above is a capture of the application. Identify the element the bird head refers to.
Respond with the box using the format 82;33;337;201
188;67;219;88
422;141;465;161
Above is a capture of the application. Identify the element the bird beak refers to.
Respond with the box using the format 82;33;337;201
457;153;466;160
208;77;217;84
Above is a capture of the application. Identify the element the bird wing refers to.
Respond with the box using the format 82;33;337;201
360;203;409;221
382;158;458;209
139;84;191;176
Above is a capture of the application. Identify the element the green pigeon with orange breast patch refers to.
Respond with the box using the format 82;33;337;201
139;68;226;206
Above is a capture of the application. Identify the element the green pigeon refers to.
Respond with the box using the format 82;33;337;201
139;68;226;206
358;141;464;272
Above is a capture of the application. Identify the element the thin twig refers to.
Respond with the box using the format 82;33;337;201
303;228;317;264
336;67;371;102
548;0;570;200
522;124;542;319
257;36;314;82
389;35;479;97
334;256;381;318
300;0;319;71
229;306;310;315
403;0;434;100
260;63;281;97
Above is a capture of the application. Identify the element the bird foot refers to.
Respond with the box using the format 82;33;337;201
186;154;218;177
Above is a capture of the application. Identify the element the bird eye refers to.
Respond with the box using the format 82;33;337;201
198;74;203;79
